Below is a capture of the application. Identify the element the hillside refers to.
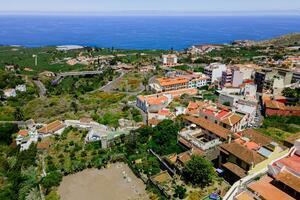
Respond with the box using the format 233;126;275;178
257;33;300;46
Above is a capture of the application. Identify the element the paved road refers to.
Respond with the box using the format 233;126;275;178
100;71;126;92
34;80;47;97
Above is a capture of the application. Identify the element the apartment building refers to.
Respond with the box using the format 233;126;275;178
204;63;227;84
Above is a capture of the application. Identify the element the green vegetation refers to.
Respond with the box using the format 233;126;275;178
173;185;187;199
127;120;185;176
258;116;300;141
282;88;300;99
0;71;24;89
208;46;263;61
182;156;216;187
0;129;39;200
46;68;118;95
114;72;143;92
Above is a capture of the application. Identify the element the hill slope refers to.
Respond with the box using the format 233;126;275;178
257;33;300;46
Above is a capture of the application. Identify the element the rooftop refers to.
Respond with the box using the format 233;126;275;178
157;77;189;87
235;129;272;146
275;153;300;174
18;130;29;137
248;176;295;200
275;171;300;193
220;142;266;165
38;120;65;134
184;115;231;140
138;94;170;106
223;162;247;178
235;191;255;200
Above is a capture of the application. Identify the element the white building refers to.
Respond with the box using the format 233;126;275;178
232;70;244;87
4;88;17;98
15;84;27;92
162;54;178;66
204;63;227;84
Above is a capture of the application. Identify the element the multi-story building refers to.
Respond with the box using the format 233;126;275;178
162;54;178;66
232;70;244;87
152;77;189;92
186;100;248;132
218;129;286;184
221;68;233;87
136;93;172;113
233;139;300;200
204;63;227;84
151;73;208;92
181;115;232;161
254;68;293;94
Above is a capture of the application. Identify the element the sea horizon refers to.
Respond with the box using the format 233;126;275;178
0;14;300;50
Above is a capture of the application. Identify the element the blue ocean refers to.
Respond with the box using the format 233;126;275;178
0;15;300;50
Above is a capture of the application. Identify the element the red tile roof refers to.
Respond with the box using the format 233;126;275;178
248;176;295;200
235;129;272;146
184;115;232;139
276;154;300;174
220;142;266;165
18;130;29;137
274;171;300;193
38;120;65;134
223;162;247;178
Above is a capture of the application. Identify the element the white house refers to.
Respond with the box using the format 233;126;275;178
15;84;27;92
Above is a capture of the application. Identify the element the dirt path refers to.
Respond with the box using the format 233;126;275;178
58;163;148;200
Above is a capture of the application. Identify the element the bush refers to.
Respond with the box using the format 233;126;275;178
41;171;63;191
173;185;187;199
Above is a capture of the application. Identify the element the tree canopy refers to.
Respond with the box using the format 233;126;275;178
182;156;215;187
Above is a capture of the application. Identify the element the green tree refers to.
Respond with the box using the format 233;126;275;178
149;120;181;155
14;107;24;121
222;101;231;106
173;185;187;199
41;171;63;191
182;156;215;187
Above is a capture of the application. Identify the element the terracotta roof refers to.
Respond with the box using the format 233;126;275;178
248;176;295;200
275;154;300;173
265;100;286;110
221;113;242;126
38;120;65;134
165;153;177;164
184;115;232;139
275;171;300;192
235;191;255;200
138;94;169;106
18;130;29;137
157;77;189;87
178;151;192;164
234;138;260;151
158;109;171;116
148;118;161;126
37;140;51;150
236;129;272;146
179;137;193;149
223;162;247;178
220;142;266;165
166;88;198;98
